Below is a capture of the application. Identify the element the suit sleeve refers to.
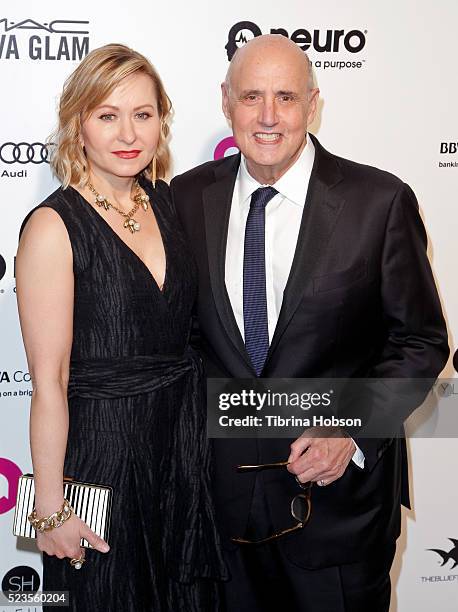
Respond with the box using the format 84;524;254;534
170;177;202;352
355;182;449;470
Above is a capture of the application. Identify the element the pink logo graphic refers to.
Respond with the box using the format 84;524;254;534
214;136;239;160
0;458;22;514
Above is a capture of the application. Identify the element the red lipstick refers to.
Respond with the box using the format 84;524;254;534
112;150;141;159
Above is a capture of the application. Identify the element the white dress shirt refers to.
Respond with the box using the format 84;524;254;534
224;135;365;469
225;138;315;342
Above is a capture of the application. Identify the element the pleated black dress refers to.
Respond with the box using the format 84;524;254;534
21;179;227;611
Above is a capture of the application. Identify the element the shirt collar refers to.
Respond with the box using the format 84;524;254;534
238;134;315;208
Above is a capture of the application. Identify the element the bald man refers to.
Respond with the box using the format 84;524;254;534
170;35;448;612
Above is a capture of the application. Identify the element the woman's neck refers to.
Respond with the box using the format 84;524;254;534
86;171;137;207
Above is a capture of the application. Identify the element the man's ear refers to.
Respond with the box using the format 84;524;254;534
221;82;232;123
306;88;320;127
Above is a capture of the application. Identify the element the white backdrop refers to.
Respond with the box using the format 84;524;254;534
0;1;457;610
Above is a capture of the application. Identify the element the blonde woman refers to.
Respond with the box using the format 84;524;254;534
16;44;226;611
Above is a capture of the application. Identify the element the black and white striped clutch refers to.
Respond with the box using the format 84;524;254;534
13;474;113;548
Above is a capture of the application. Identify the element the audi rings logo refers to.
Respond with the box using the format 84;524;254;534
0;142;53;164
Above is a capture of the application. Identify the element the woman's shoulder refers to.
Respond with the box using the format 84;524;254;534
19;186;79;240
17;190;73;262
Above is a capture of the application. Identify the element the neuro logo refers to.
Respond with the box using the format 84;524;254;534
214;136;239;160
0;458;22;515
428;538;458;569
225;21;262;60
2;566;40;594
225;21;367;61
453;349;458;374
0;254;5;281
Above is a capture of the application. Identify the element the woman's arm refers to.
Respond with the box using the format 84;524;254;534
16;207;109;558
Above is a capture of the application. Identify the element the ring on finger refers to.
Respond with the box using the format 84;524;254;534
70;554;85;570
317;479;326;487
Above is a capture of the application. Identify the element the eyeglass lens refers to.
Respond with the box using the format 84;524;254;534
291;494;310;522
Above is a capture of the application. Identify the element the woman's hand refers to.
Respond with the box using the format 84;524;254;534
36;513;110;560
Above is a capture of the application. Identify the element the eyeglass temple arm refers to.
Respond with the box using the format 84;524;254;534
231;522;304;545
236;461;290;471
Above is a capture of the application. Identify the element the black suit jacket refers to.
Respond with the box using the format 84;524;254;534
170;135;449;568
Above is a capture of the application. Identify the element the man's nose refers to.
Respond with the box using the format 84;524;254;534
259;98;278;127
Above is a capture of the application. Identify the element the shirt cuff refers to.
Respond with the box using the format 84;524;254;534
351;440;365;469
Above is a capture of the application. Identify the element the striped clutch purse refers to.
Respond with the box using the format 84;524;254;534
13;474;113;548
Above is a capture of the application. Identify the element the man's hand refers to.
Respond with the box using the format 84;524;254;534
287;427;356;486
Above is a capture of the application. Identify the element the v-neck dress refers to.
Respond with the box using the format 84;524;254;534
20;179;227;611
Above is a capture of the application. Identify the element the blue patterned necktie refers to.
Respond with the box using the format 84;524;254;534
243;186;278;376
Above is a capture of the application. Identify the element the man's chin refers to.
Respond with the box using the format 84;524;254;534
244;151;285;170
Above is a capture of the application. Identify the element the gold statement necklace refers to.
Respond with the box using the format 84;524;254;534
87;181;150;234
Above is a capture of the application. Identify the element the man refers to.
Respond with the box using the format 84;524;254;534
170;35;448;611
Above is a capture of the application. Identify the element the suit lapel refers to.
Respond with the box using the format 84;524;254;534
267;137;346;360
202;155;254;370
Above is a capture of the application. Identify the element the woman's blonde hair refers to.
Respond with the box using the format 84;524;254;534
50;43;172;188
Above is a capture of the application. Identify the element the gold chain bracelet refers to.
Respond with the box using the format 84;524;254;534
28;499;73;532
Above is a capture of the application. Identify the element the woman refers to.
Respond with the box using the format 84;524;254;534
16;44;226;611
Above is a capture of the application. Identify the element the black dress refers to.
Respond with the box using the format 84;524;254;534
21;179;226;611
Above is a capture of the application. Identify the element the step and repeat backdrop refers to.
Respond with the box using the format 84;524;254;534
0;1;457;610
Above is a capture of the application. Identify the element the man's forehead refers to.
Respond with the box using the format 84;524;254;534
232;49;308;82
232;63;308;92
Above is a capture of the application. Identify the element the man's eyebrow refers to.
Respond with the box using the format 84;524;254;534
276;90;298;97
238;89;263;97
237;89;300;97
